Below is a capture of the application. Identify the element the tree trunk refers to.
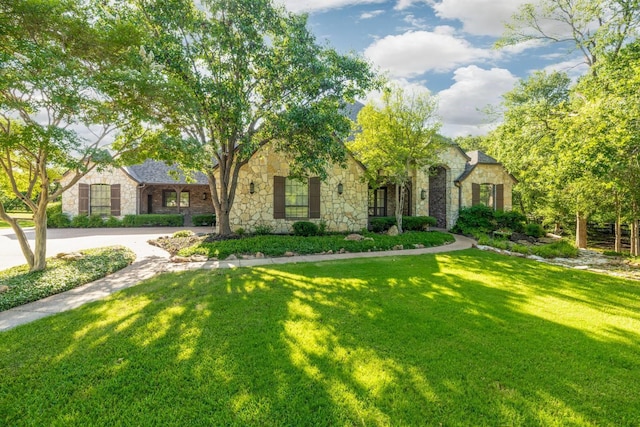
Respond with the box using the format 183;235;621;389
631;220;640;257
31;205;48;272
395;183;404;234
575;211;587;249
553;222;562;235
614;217;622;253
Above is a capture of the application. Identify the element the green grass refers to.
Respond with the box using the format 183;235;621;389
178;230;454;259
1;250;639;425
0;246;136;311
0;212;34;228
477;235;579;258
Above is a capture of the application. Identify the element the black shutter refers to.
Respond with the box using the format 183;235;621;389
111;184;121;216
79;183;89;214
471;183;480;206
274;176;285;219
309;177;320;219
495;184;504;210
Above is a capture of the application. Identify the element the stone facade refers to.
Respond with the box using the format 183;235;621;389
61;166;139;218
229;144;369;233
460;164;515;210
413;146;469;229
139;185;213;217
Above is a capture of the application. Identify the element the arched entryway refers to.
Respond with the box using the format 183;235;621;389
429;166;447;228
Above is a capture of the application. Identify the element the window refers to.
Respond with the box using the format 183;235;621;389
163;190;190;208
368;187;387;216
479;184;494;208
273;176;320;219
90;184;111;216
285;178;309;218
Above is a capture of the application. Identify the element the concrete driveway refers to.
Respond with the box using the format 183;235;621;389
0;226;214;271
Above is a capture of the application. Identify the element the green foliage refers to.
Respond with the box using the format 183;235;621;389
525;223;546;238
235;228;246;236
122;214;184;227
70;215;90;228
46;203;70;229
452;205;497;235
104;216;122;228
370;216;436;233
292;221;320;237
494;210;526;232
192;214;216;226
87;214;105;228
179;231;454;260
172;230;194;238
477;236;578;258
253;224;274;236
0;246;135;311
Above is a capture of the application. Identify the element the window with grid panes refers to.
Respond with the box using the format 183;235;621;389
285;178;309;218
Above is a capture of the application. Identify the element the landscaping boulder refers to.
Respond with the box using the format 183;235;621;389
344;233;364;241
170;255;191;263
392;244;404;251
0;285;9;294
387;225;399;236
255;252;265;258
190;255;208;262
413;244;425;249
284;251;295;257
226;254;238;261
56;252;84;261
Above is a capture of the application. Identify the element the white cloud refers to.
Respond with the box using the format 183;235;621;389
364;78;434;108
540;58;589;78
364;30;494;77
401;14;428;30
429;0;528;36
360;9;385;19
437;66;518;136
278;0;385;14
395;0;429;10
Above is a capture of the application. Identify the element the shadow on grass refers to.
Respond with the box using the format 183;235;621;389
1;249;639;425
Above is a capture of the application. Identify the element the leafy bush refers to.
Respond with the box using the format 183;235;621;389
71;214;90;228
495;210;526;232
192;213;216;226
178;231;455;260
173;230;195;238
477;236;577;259
253;224;274;235
46;203;70;228
452;205;496;235
292;221;319;237
104;216;121;228
122;214;184;227
369;216;437;233
236;228;245;236
403;216;437;231
88;214;105;228
525;223;546;238
0;246;136;311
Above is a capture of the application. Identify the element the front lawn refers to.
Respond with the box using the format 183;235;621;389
0;212;34;229
1;250;639;425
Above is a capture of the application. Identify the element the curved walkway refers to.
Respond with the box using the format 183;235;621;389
0;232;475;332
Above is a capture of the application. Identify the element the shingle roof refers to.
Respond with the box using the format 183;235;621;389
123;159;208;185
466;150;498;165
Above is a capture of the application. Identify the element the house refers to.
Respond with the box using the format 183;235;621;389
61;142;516;232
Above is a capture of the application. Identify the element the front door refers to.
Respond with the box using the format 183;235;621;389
147;194;153;214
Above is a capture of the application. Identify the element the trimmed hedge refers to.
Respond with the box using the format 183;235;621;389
292;221;320;237
46;202;71;229
122;214;184;227
192;213;216;226
369;216;437;233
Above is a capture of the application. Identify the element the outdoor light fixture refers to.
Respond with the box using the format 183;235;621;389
250;182;255;194
421;189;426;200
337;183;344;195
202;192;207;200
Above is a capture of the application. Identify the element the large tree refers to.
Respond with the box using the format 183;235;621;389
133;0;376;235
349;85;442;233
0;0;154;271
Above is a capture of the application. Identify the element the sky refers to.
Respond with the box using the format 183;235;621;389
279;0;589;137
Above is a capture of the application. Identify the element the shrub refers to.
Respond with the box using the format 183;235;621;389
452;205;496;235
46;203;70;228
494;210;526;232
403;216;437;231
531;240;578;258
192;213;216;226
173;230;195;238
104;216;122;228
253;224;274;235
292;221;319;237
122;214;184;227
235;227;245;236
525;223;546;238
369;217;397;233
87;214;105;228
71;214;90;228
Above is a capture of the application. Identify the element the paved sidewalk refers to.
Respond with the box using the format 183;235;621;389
0;234;474;332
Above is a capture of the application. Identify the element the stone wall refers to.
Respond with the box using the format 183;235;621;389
460;164;514;210
60;166;138;218
229;144;369;233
